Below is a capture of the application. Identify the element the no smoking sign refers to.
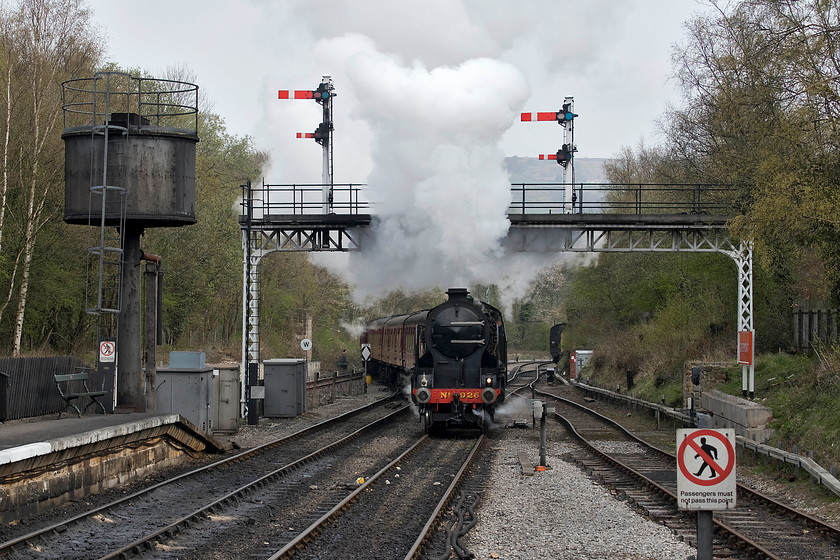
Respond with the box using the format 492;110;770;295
676;428;737;510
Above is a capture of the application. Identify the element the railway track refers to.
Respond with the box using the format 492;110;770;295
0;396;412;560
529;382;840;559
270;433;486;560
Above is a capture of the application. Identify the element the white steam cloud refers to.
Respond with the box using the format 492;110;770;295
344;46;529;297
305;34;531;300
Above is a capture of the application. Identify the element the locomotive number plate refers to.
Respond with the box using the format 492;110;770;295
429;389;488;403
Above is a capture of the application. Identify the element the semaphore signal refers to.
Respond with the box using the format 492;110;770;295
521;96;578;213
278;76;336;213
521;112;562;122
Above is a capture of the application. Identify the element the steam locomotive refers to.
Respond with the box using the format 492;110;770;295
361;288;507;432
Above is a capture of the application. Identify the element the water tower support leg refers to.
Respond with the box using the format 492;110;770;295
118;224;144;411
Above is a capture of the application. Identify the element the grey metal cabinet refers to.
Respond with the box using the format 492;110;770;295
263;359;306;418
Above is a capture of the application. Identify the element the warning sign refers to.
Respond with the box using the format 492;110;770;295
738;330;754;365
99;340;116;363
676;428;737;510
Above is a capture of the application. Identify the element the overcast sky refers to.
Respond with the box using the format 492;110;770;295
85;0;715;299
88;0;712;180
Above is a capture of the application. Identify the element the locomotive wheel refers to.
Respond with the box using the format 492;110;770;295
423;410;431;434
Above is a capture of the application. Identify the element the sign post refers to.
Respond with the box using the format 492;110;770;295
300;338;312;363
361;343;371;392
738;330;755;398
677;428;737;560
97;337;117;412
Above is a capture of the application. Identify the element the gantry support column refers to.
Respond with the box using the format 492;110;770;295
733;241;755;398
241;232;262;420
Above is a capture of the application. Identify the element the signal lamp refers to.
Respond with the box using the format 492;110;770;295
559;101;577;123
691;366;702;386
313;122;331;144
556;144;573;167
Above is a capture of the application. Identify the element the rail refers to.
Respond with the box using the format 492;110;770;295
574;381;840;498
239;182;739;219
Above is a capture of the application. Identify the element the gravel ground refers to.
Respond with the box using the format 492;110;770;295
461;424;696;560
217;385;396;449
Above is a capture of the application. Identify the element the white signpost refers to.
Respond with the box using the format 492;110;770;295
677;428;737;560
677;428;737;509
300;338;312;362
361;343;371;391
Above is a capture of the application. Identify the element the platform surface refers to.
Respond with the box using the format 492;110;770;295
0;413;217;467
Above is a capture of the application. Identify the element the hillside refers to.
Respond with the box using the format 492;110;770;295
505;156;609;184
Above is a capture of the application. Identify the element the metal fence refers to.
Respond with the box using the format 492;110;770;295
792;308;839;353
0;356;99;421
242;181;369;217
508;183;739;215
239;181;739;217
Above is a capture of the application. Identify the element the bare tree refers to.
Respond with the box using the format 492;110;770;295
0;0;101;354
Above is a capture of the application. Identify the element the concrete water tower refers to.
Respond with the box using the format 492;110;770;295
62;71;199;412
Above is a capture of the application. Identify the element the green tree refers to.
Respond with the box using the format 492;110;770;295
144;110;267;355
667;0;840;302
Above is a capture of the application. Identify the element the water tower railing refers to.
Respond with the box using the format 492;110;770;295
62;72;198;135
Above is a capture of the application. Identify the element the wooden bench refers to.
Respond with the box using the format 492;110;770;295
54;371;107;418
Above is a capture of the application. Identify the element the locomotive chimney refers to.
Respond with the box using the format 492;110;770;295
446;288;470;301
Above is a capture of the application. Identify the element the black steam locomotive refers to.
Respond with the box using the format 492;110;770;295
361;288;507;432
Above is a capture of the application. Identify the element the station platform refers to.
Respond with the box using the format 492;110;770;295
0;413;224;522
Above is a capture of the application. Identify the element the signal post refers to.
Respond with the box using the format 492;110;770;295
521;96;578;213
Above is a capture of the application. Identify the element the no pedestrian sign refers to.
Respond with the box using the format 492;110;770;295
676;428;737;510
99;340;116;363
